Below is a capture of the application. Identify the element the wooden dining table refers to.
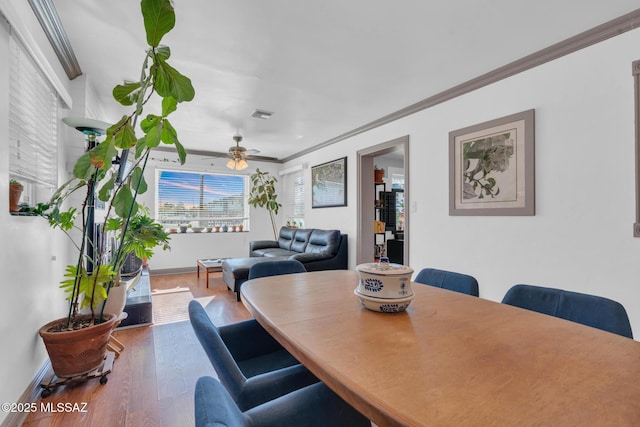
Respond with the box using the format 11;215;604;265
240;270;640;426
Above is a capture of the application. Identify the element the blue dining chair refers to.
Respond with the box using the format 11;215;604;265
248;259;307;280
188;300;318;411
501;284;633;338
413;268;479;296
195;376;370;427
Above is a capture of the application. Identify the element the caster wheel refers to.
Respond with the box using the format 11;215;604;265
41;389;51;398
100;375;108;385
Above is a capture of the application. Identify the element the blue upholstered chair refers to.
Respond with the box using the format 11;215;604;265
501;284;633;338
248;259;307;281
195;376;370;427
188;300;318;411
413;268;479;296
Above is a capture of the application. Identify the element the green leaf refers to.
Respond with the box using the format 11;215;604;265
174;139;187;165
140;114;160;133
130;166;148;194
73;151;97;180
142;0;175;47
113;122;137;150
155;57;195;102
112;82;141;106
156;45;171;61
113;185;138;218
162;96;178;116
98;174;116;202
160;118;177;145
145;119;162;148
104;217;123;232
135;137;148;159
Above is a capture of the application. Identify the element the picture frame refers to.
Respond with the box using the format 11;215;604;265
311;156;347;208
449;109;535;216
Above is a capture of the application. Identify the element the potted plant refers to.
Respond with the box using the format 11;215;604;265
248;169;282;240
34;0;194;378
9;178;23;212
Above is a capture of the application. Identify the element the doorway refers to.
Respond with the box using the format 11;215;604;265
356;135;409;265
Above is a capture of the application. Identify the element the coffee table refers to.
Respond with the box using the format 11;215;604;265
196;258;226;288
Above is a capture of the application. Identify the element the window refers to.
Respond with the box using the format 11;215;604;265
156;169;249;229
282;170;305;227
8;34;59;207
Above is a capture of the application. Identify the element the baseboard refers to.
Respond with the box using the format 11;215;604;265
150;266;196;275
0;360;51;427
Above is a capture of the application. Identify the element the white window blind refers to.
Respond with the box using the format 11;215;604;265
9;34;59;198
282;170;305;226
156;169;249;228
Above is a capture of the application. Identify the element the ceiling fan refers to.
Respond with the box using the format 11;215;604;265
226;134;259;171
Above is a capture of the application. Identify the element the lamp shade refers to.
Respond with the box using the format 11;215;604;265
227;158;248;171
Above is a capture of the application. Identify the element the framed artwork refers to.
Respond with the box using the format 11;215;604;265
449;109;535;216
311;156;347;208
632;60;640;237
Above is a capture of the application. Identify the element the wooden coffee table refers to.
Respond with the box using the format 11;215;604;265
196;258;226;288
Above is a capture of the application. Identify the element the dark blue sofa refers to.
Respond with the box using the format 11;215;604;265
222;227;348;300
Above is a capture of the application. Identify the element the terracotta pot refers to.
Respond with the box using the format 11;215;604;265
374;169;384;183
9;183;23;212
39;313;118;377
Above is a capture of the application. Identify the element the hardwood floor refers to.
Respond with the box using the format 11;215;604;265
22;271;251;427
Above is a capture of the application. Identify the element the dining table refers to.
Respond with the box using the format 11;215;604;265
240;270;640;426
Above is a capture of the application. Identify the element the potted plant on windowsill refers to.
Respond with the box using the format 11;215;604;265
33;0;194;378
9;179;23;212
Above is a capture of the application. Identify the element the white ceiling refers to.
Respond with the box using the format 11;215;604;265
51;1;640;162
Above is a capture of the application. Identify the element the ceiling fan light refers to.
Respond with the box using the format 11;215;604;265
226;158;249;171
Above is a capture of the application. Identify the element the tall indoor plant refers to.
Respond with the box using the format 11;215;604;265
248;168;282;240
37;0;194;378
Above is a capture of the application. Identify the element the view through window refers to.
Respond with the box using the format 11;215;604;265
156;169;249;230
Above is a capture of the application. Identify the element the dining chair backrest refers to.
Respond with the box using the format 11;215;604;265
413;268;479;296
195;376;370;427
188;300;317;411
248;259;307;280
501;284;633;338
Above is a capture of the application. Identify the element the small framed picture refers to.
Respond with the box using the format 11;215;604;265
449;109;535;216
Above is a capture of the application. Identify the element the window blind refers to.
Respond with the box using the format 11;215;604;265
282;170;305;226
156;169;249;228
8;34;59;193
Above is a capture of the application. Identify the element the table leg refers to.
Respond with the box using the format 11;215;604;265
197;263;200;278
206;268;209;288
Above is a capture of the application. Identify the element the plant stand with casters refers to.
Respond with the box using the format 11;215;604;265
39;351;115;398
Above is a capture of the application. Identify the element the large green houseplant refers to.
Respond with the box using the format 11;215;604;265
248;169;282;240
38;0;194;378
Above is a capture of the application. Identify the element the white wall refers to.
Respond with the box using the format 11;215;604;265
0;1;71;422
286;28;640;336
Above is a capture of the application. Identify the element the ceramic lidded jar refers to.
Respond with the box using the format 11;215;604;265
355;261;414;299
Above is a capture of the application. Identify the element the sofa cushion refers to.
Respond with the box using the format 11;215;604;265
290;229;313;252
277;227;296;250
305;230;340;255
253;248;293;257
263;249;298;257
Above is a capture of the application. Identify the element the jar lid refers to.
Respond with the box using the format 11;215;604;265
356;262;413;275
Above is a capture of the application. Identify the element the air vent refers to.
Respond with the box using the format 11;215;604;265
251;109;273;119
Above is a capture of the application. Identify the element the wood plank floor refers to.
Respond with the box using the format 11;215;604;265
22;271;251;427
